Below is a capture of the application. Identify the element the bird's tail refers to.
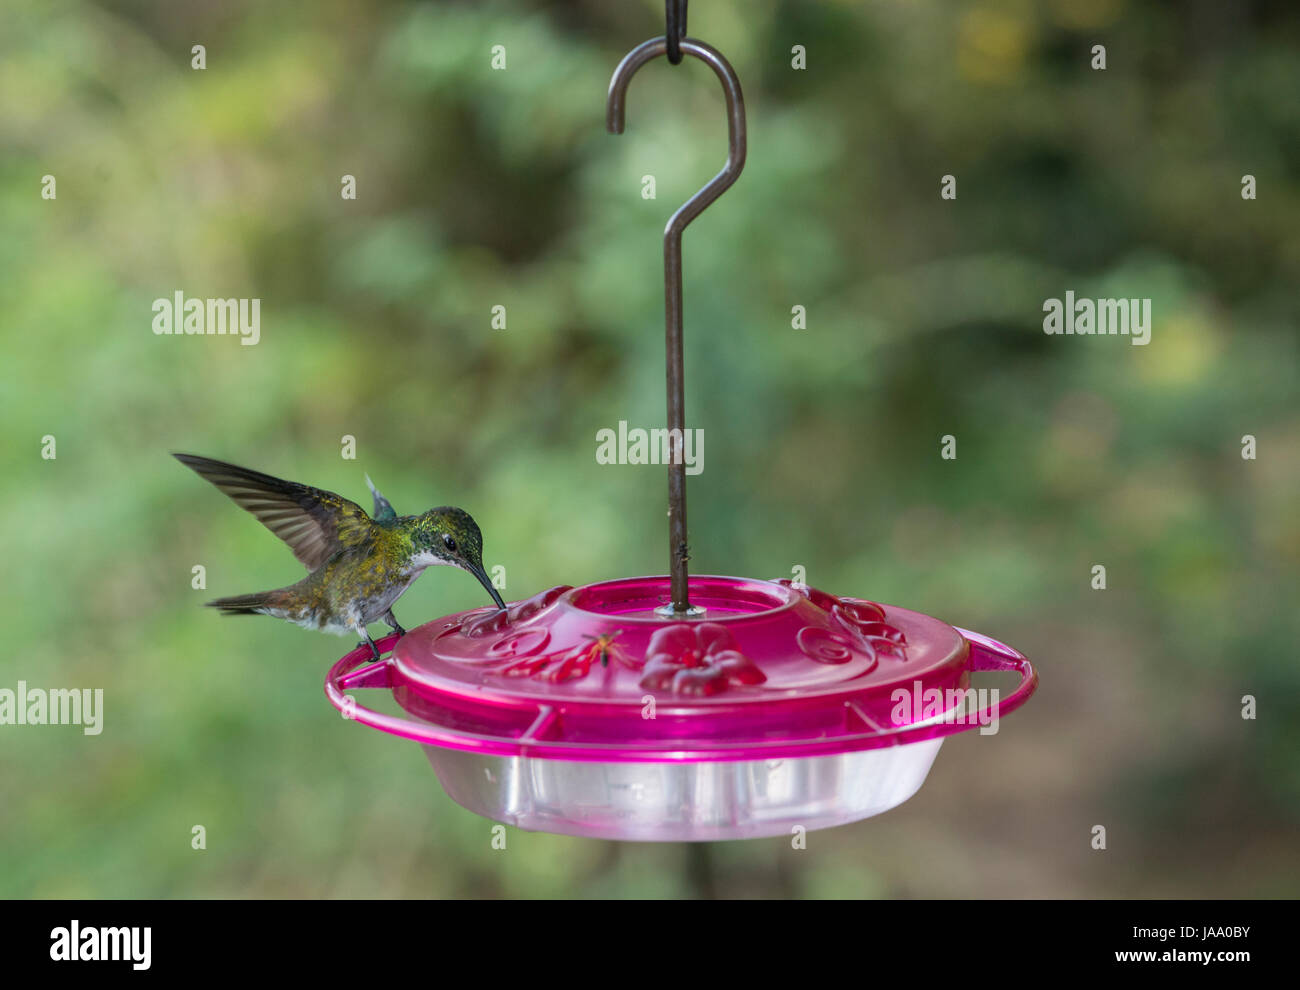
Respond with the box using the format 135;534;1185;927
207;589;290;616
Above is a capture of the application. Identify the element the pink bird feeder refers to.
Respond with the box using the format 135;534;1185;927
326;21;1038;841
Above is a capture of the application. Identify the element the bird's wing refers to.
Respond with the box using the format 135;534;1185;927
174;453;374;570
365;474;397;524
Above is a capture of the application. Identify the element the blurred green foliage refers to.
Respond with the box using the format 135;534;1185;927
1;0;1297;897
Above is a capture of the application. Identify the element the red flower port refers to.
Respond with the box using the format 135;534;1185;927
638;623;766;697
500;631;632;683
460;586;570;639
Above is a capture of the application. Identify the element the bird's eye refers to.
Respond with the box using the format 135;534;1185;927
442;534;457;552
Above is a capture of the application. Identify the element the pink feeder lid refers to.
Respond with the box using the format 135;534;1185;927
326;575;1037;762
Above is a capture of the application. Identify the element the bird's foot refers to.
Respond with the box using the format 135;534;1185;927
382;611;407;638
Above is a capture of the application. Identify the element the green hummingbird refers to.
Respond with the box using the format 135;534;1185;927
174;453;506;660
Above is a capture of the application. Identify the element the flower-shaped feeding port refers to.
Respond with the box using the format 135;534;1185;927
775;580;909;663
499;631;636;683
638;623;765;696
460;585;570;639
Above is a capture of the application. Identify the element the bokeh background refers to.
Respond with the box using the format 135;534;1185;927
2;0;1297;898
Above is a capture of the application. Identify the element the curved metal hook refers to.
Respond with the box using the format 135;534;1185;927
607;38;747;246
606;37;747;615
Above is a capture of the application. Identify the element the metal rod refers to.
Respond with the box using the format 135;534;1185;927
606;37;747;615
665;1;687;65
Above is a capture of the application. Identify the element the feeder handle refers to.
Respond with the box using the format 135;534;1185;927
955;627;1039;724
324;636;507;751
325;638;564;755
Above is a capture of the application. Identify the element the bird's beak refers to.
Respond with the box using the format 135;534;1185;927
469;562;507;611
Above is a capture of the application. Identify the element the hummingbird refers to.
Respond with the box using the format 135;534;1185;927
174;453;506;660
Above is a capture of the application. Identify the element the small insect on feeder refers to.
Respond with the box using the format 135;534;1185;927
326;15;1038;842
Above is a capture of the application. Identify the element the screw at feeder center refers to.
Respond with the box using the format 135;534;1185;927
655;601;707;619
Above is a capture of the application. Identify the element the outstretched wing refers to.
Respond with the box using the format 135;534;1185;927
365;474;397;524
174;453;374;570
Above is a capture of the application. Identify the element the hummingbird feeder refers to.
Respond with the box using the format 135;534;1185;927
325;9;1038;841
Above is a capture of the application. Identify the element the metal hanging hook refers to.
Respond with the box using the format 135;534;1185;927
606;36;747;616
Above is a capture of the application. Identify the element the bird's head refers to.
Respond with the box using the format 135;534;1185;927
409;507;506;610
